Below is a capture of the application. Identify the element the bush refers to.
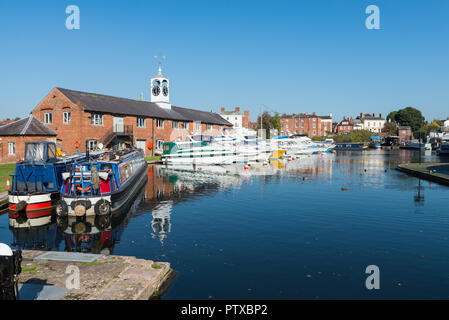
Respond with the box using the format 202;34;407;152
333;130;372;143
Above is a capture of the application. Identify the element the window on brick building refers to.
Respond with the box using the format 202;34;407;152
91;114;103;126
156;119;164;128
87;140;97;151
63;112;71;124
137;118;145;128
44;112;53;124
208;124;212;131
182;122;189;129
156;140;164;149
8;142;15;155
172;121;179;129
195;121;201;131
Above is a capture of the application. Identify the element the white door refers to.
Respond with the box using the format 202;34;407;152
113;117;124;133
136;140;146;152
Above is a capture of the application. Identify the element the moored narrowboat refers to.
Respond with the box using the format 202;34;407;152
8;141;90;227
56;148;148;217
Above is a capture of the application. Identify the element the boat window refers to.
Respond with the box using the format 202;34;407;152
48;143;56;159
24;143;45;162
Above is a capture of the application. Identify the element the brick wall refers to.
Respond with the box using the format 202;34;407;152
0;135;57;164
281;115;329;137
32;88;229;157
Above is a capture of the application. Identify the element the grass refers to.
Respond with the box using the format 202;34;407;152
22;265;38;274
151;263;163;269
145;156;161;162
0;163;16;193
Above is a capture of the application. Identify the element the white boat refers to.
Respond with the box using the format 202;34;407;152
270;136;335;156
161;135;237;165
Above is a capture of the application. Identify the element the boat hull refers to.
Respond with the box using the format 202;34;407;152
63;162;148;217
8;192;59;227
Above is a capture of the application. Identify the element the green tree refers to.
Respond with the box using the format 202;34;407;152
256;112;272;138
386;111;397;122
382;122;398;135
333;130;372;143
270;113;281;136
419;121;440;135
394;107;425;132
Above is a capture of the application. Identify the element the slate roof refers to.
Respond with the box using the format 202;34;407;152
57;88;232;126
0;115;57;136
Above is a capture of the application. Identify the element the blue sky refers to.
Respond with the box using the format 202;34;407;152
0;0;448;122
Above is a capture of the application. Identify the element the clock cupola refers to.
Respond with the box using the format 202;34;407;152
150;61;171;109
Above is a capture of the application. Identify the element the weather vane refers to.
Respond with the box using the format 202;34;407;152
153;55;166;75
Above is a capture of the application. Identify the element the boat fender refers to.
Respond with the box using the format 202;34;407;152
94;214;111;231
91;166;100;191
55;200;68;217
95;199;111;216
74;205;86;217
72;221;91;234
71;200;92;211
15;201;27;212
74;140;81;149
56;216;69;231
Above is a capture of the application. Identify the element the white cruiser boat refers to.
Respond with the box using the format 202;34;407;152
161;135;236;165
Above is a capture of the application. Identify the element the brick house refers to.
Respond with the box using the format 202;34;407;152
31;67;232;156
335;117;354;135
0;115;57;163
398;126;413;142
280;112;333;137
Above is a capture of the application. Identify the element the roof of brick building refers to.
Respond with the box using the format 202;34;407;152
0;115;57;136
56;88;232;126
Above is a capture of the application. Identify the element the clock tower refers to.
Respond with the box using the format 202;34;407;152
150;62;171;109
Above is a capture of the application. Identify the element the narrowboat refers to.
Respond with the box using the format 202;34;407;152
8;141;91;227
56;148;148;217
334;143;369;151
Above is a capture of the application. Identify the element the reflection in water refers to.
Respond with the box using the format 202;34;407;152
9;183;146;254
6;150;449;299
8;150;438;252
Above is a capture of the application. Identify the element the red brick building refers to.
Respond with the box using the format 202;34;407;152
280;112;332;137
30;67;232;156
398;126;413;142
0;115;57;163
335;117;354;135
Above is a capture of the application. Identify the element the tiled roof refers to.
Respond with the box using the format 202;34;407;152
0;115;57;136
56;88;232;126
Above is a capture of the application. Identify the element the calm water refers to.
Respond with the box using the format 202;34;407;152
1;150;449;299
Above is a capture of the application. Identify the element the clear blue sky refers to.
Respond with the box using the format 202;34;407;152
1;0;448;122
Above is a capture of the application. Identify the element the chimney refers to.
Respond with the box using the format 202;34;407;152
379;113;382;118
312;112;316;116
220;107;225;113
373;113;375;117
235;107;240;113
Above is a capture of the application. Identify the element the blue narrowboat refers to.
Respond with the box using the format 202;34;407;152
8;141;91;227
334;143;369;151
56;148;148;217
